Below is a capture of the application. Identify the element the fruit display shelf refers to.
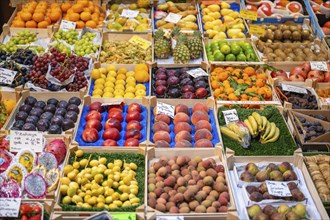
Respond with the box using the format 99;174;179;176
145;147;237;219
217;106;296;156
149;97;221;148
73;96;149;147
53;146;146;220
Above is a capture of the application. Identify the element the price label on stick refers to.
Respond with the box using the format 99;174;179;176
129;35;151;50
249;25;265;37
10;130;44;153
156;102;175;119
222;109;239;125
240;10;257;21
121;9;139;18
0;68;16;85
60;20;76;30
266;181;292;197
282;84;307;94
0;198;21;217
164;13;182;24
310;61;328;71
187;68;208;78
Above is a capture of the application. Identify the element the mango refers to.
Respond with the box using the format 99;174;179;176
213;25;226;32
223;15;235;23
181;14;196;22
221;9;233;16
209;12;221;19
207;4;220;12
232;32;246;39
227;29;243;38
230;23;245;31
214;32;227;40
156;20;167;28
228;12;239;19
177;21;198;30
202;8;211;15
206;29;218;38
202;15;215;23
204;22;214;30
221;2;230;9
213;20;222;26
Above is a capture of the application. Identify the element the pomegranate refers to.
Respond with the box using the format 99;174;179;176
45;139;67;164
271;70;288;79
324;72;330;82
290;66;307;79
307;70;325;82
300;62;311;73
289;74;305;82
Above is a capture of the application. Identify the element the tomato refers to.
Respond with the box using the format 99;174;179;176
32;205;42;214
20;204;33;215
21;215;29;220
29;214;41;220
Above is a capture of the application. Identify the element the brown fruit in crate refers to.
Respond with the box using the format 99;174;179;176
152;121;170;133
287;182;298;190
155;203;166;212
191;111;209;125
266;163;278;172
174;140;192;148
175;104;190;115
155;114;171;124
248;204;263;218
213;182;227;193
263;205;277;217
245;163;259;176
174;122;191;134
283;170;298;181
193;103;208;113
246;186;258;194
179;206;190;213
195;205;207;213
253;213;270;220
256;170;270;182
290;189;305;201
278;162;292;173
285;211;300;220
195;139;213;148
240;171;254;182
194;129;212;141
250;192;263;202
173;112;190;125
153;131;171;143
258;182;268;194
269;170;284;181
175;130;192;142
195;120;212;132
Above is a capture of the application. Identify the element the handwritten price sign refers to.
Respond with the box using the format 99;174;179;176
222;109;239;125
10;130;44;153
156;102;175;119
0;198;21;217
129;35;151;50
240;10;257;21
266;181;292;197
164;13;182;24
60;20;76;30
187;68;208;78
0;68;16;85
282;84;307;94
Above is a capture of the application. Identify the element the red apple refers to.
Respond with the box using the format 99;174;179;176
301;62;311;73
195;88;208;98
324;71;330;82
124;138;140;146
102;128;120;140
126;120;142;131
108;104;123;112
290;66;307;79
289;74;305;82
85;110;102;121
128;103;142;113
126;111;141;122
105;118;122;131
82;128;99;143
108;110;123;122
89;102;104;113
102;139;118;146
86;119;102;131
276;75;290;81
126;129;142;140
308;70;325;82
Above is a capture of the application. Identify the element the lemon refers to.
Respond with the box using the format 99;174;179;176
91;69;101;79
115;79;125;86
135;89;146;96
107;76;116;83
105;81;114;88
92;94;102;98
94;84;104;90
125;86;135;93
115;84;125;90
118;68;127;74
135;84;146;90
126;71;135;77
134;64;148;72
95;78;105;85
108;71;117;77
101;74;106;79
124;92;135;98
126;81;136;87
116;74;126;80
126;76;136;83
106;65;116;72
114;90;124;96
103;92;114;98
99;68;107;75
93;89;103;96
104;87;114;93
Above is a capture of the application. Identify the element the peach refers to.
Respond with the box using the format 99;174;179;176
175;130;192;142
191;111;209;125
155;140;171;148
175;104;190;115
195;120;212;132
193;103;208;113
153;131;171;143
152;121;170;133
155;114;171;124
174;122;192;134
195;138;213;148
174;140;192;148
173;112;190;125
194;129;213;142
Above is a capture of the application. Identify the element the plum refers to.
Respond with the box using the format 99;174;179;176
13;120;25;129
180;78;193;87
44;104;56;114
167;76;180;86
193;76;206;83
34;101;46;109
182;92;196;99
65;111;78;122
155;85;167;96
62;119;75;131
24;96;37;106
15;111;29;121
57;100;68;109
36;119;50;132
30;108;44;117
55;108;67;117
167;69;178;77
66;104;79;113
195;80;207;89
22;123;36;131
19;105;32;113
51;115;64;126
180;67;189;74
68;97;81;106
155;80;167;87
48;124;61;134
26;116;39;125
168;88;180;98
182;85;195;93
179;72;190;80
40;112;53;121
156;73;167;80
47;98;59;106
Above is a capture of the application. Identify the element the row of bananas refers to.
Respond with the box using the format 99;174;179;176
220;121;251;149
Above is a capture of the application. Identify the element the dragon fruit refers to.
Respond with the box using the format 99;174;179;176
46;168;60;192
45;139;67;164
37;152;58;171
24;173;47;199
0;178;22;198
0;150;13;173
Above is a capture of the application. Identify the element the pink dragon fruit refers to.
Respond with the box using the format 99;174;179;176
24;173;47;199
0;178;22;198
45;139;67;164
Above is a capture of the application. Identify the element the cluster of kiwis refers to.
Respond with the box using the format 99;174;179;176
258;24;313;43
256;40;329;62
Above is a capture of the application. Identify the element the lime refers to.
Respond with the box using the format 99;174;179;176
238;40;246;47
231;45;242;56
242;42;252;51
213;49;221;55
247;53;257;61
245;48;254;55
225;54;236;61
217;39;227;46
220;45;231;55
214;51;225;61
236;53;246;61
208;55;215;61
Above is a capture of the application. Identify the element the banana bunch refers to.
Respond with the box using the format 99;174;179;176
244;112;280;144
220;121;251;149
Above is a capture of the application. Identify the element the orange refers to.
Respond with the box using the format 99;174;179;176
67;8;74;14
80;11;91;21
69;13;80;22
12;20;25;27
26;7;35;14
88;5;95;13
83;8;92;13
51;3;60;9
76;20;85;28
78;0;89;7
44;16;51;25
85;20;97;28
52;8;62;15
72;4;83;13
34;8;46;14
50;11;61;22
33;12;44;22
26;20;37;28
20;12;32;21
38;21;48;28
61;3;71;13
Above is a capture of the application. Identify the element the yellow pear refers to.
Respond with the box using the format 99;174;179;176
214;32;227;40
221;9;233;16
202;15;215;23
207;4;220;12
221;2;230;9
206;29;217;38
209;12;221;19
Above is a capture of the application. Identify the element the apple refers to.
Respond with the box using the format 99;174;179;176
290;66;307;79
125;129;142;140
124;138;139;146
259;3;272;16
105;118;122;131
289;74;305;82
89;102;104;113
82;128;99;143
102;139;118;147
308;70;325;82
85;110;102;121
300;62;311;73
126;111;141;122
288;2;301;13
195;88;208;98
126;120;142;131
128;103;142;113
108;110;123;122
102;128;120;140
324;71;330;82
276;75;290;81
86;119;102;131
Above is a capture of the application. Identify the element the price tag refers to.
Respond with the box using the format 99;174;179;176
0;68;16;85
222;109;239;125
156;102;175;119
10;130;44;153
310;61;328;71
121;9;139;18
157;216;184;220
164;13;182;24
282;84;307;94
129;35;151;50
325;98;330;104
249;25;265;37
0;198;21;217
240;10;258;21
60;20;76;30
187;68;208;78
266;181;292;197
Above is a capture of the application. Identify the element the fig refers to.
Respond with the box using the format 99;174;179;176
283;170;297;181
278;162;292;173
255;170;270;182
263;205;277;217
249;192;263;202
266;163;278;172
240;171;254;182
269;170;284;181
247;204;262;218
245;163;259;175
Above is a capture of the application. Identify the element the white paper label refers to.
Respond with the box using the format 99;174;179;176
310;61;328;71
0;68;16;85
121;9;139;18
10;130;44;153
171;38;177;50
60;20;76;30
266;181;292;197
0;198;21;217
222;109;239;125
326;98;330;104
156;102;175;119
282;84;307;94
187;68;208;78
157;216;184;220
101;101;123;106
164;13;182;24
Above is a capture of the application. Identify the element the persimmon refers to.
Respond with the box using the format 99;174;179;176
38;21;48;28
12;20;25;27
80;11;91;21
76;20;85;28
211;80;220;89
69;13;80;22
50;11;61;22
218;71;228;81
33;12;45;22
243;67;255;76
86;20;97;28
72;4;84;13
228;93;239;101
225;87;234;94
256;78;265;88
61;3;71;13
26;20;37;28
21;12;32;21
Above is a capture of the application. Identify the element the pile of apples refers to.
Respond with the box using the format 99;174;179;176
271;62;330;82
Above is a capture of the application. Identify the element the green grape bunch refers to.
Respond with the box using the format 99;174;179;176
74;32;99;56
0;30;37;53
53;29;79;45
52;42;71;55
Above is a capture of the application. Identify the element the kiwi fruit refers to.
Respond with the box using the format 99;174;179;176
273;30;283;41
292;31;302;41
282;30;292;40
